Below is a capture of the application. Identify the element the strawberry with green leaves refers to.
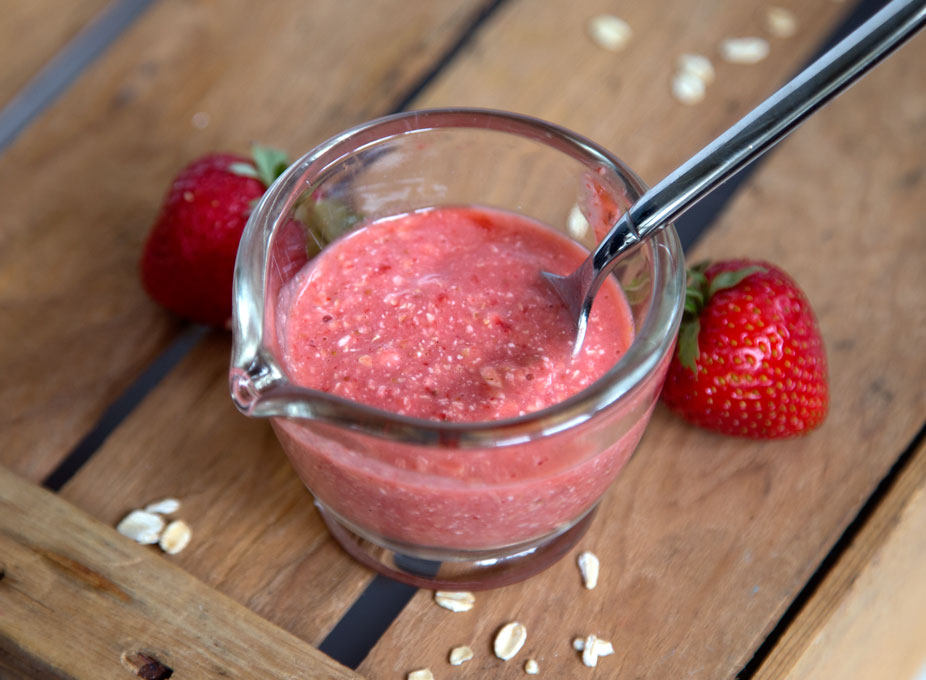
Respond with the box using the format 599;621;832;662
140;145;289;327
661;259;828;438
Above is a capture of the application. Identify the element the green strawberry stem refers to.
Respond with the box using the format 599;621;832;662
229;144;289;188
677;262;765;372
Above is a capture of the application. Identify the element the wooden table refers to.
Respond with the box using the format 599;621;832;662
1;1;924;678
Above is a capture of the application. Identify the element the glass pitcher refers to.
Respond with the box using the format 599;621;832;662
229;109;684;590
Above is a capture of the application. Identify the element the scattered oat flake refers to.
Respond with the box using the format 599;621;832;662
581;634;600;667
524;658;540;674
587;14;632;52
573;637;586;651
144;498;181;515
577;551;600;589
580;634;615;667
719;37;770;64
494;621;527;661
434;590;475;612
766;6;798;38
678;53;715;85
407;670;434;680
449;645;474;666
672;70;706;105
116;510;165;545
159;519;192;555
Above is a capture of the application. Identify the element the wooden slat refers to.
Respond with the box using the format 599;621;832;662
0;0;109;110
754;437;926;680
61;334;376;646
0;464;362;680
358;4;926;679
0;0;491;482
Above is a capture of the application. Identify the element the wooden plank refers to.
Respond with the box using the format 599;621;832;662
0;0;110;110
0;464;362;680
61;333;376;646
754;438;926;680
358;3;926;679
0;0;490;482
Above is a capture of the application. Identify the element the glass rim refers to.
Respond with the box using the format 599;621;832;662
230;107;685;447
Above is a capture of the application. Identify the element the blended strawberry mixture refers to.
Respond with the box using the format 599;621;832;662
275;206;649;549
280;206;633;418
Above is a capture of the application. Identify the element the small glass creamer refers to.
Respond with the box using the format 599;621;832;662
230;109;684;589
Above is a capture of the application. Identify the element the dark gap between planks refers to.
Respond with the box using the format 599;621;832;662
317;575;421;670
389;0;509;113
737;422;926;678
0;0;156;153
42;325;208;491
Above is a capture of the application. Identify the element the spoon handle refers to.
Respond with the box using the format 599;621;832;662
592;0;926;272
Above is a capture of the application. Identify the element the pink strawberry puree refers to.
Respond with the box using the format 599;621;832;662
274;206;651;549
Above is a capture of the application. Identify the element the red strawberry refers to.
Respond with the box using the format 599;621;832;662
661;259;828;438
140;145;288;327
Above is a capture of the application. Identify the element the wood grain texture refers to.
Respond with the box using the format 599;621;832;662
34;1;926;678
61;334;376;646
0;464;361;680
0;0;110;110
359;4;926;679
0;0;489;482
755;438;926;680
412;0;845;183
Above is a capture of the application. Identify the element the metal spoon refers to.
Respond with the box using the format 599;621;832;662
545;0;925;355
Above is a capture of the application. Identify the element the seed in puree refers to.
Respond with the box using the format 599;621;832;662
279;206;634;420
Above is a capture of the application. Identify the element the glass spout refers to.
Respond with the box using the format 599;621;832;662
229;356;286;415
